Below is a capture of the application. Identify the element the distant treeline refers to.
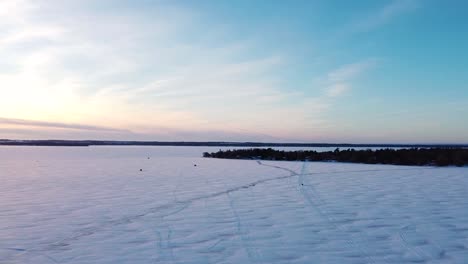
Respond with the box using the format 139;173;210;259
1;139;467;148
203;148;468;167
0;140;90;146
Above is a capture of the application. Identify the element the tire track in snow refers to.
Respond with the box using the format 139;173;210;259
393;187;454;264
0;248;59;264
5;200;191;264
302;166;449;263
306;167;452;264
353;168;456;263
257;160;439;177
259;160;455;263
154;201;190;263
10;168;295;261
225;186;263;263
259;160;376;264
298;162;377;264
154;170;187;263
396;224;446;262
300;167;439;177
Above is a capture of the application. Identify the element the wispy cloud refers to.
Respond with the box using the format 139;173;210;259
0;117;131;133
325;59;377;97
351;0;420;33
326;83;350;97
328;59;377;82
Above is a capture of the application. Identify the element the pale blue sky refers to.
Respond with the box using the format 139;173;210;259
0;0;467;143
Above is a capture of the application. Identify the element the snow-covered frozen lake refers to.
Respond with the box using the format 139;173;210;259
1;146;468;263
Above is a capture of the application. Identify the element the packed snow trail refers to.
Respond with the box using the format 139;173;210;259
225;187;262;263
257;160;457;263
2;160;296;263
155;201;190;263
258;160;376;264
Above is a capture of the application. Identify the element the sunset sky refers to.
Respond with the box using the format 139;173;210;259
1;0;467;143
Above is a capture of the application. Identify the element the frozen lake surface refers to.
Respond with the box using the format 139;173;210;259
1;146;468;263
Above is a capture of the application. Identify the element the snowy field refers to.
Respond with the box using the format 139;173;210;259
1;146;468;264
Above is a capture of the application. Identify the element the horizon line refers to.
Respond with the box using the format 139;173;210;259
1;139;467;147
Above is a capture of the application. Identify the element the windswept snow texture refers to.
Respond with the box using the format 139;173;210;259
1;146;468;264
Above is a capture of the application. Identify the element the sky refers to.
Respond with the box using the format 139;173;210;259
0;0;467;143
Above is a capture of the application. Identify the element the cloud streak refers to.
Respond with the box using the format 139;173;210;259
325;59;377;97
0;117;131;133
351;0;420;33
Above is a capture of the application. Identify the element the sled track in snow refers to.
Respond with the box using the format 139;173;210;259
4;168;298;262
225;185;263;263
258;160;457;264
1;248;60;264
258;160;377;264
396;224;448;263
155;201;190;263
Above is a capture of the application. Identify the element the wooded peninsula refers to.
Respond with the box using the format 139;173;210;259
203;148;468;167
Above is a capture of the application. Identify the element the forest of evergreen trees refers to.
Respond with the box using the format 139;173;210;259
203;148;468;167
